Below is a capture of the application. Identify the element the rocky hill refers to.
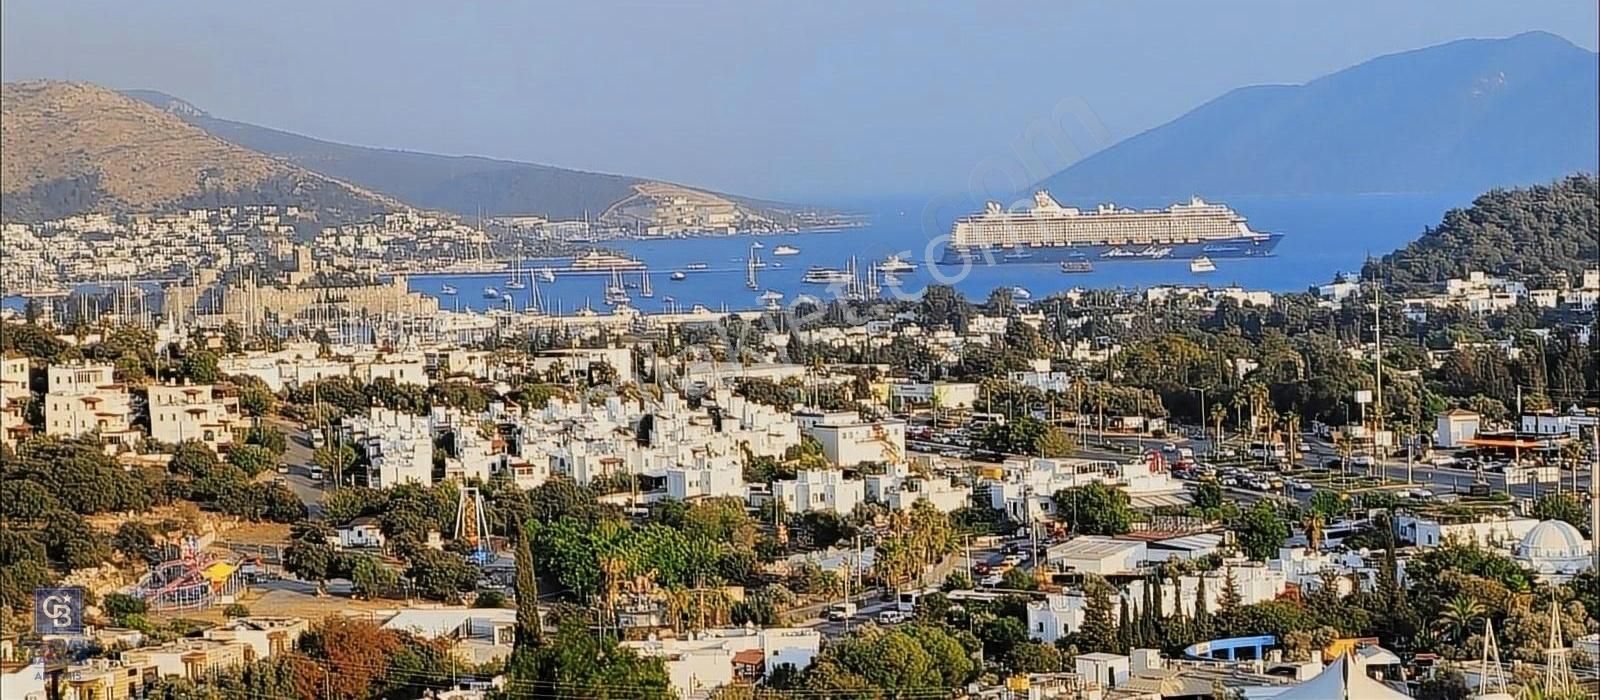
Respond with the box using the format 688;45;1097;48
1037;32;1599;199
1368;174;1599;293
124;90;830;226
1;81;402;222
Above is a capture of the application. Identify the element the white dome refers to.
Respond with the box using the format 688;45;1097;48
1515;520;1589;559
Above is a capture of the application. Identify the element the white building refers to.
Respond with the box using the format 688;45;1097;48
1045;536;1147;576
774;469;864;515
1;353;30;447
43;362;139;448
350;408;435;488
1512;519;1592;583
666;456;746;501
202;617;308;660
865;461;971;513
337;517;387;549
885;381;979;409
623;627;821;700
380;607;517;665
802;415;906;468
988;456;1184;522
353;352;428;387
1433;409;1480;449
1026;564;1287;643
147;383;240;451
1396;515;1540;549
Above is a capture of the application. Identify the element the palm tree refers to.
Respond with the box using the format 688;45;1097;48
1436;595;1485;644
1209;404;1227;452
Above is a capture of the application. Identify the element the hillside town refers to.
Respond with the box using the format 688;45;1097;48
1;186;1597;700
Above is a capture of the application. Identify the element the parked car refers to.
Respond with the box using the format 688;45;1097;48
877;610;910;625
978;573;1004;587
826;603;857;621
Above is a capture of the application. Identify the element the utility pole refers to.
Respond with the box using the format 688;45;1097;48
1591;426;1598;578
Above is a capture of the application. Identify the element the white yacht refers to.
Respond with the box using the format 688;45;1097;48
875;254;917;273
772;245;801;256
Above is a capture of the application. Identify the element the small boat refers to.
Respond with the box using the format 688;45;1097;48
1189;256;1217;273
882;273;903;286
482;287;501;299
876;254;917;273
440;284;459;296
1059;255;1093;274
686;262;709;271
759;290;784;310
1002;249;1034;261
1009;286;1032;300
670;271;688;281
538;267;556;282
751;240;765;249
772;245;800;256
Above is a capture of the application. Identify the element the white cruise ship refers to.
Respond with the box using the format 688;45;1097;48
942;191;1281;264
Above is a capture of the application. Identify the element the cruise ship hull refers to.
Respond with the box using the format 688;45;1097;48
939;233;1282;265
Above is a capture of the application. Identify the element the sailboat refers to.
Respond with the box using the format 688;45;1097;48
639;271;654;299
524;275;545;314
538;267;556;282
440;284;459;296
604;267;630;305
505;252;527;289
746;245;761;290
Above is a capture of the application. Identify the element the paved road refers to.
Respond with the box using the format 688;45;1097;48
264;416;328;518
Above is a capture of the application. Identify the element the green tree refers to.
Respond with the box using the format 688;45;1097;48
1034;426;1076;458
180;349;221;384
515;528;543;648
226;444;278;477
350;556;399;599
1053;483;1135;535
1232;501;1289;561
503;620;674;700
406;550;477;601
1075;575;1120;654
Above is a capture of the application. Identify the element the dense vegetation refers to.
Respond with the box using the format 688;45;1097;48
1370;174;1599;293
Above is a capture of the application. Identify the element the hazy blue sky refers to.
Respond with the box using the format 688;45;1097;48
4;1;1595;202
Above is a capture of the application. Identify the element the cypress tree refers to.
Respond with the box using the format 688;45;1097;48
514;528;543;648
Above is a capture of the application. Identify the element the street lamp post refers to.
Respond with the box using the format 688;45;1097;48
1189;386;1207;455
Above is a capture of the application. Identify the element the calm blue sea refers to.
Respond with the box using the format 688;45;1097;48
410;192;1477;314
7;192;1477;314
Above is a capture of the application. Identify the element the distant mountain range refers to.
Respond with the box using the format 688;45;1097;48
1037;31;1599;201
1;81;402;222
122;89;819;226
0;81;825;225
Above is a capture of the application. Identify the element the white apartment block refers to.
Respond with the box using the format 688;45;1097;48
1;354;30;447
1396;515;1540;549
774;469;864;515
865;461;971;513
353;351;428;386
804;416;906;468
44;362;138;448
623;627;820;700
666;456;746;501
349;408;435;488
988;457;1183;523
148;383;240;451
